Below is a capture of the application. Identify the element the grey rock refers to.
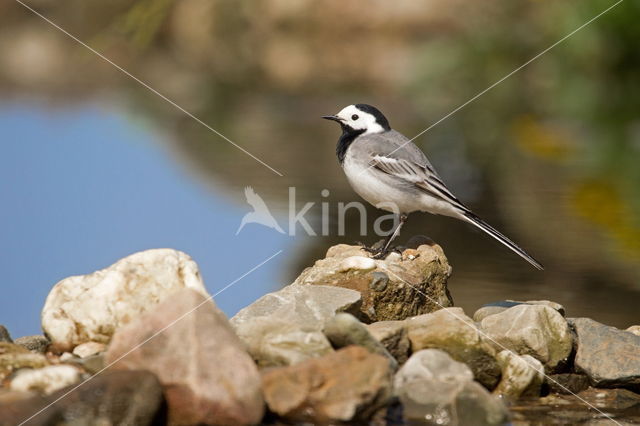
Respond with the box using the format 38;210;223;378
0;370;164;426
106;288;264;425
293;242;453;322
394;349;509;426
493;350;544;398
480;304;572;370
407;308;501;389
573;317;640;388
14;335;50;353
547;373;590;395
369;271;389;292
324;313;397;370
0;326;12;343
231;284;361;366
366;320;410;364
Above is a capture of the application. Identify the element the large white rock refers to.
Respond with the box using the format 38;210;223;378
42;249;208;347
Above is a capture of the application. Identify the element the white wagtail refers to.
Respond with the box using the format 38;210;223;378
323;103;543;270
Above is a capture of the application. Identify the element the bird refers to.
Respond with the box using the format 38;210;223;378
322;103;543;270
236;186;285;235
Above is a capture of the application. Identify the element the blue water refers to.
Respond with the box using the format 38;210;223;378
0;104;291;338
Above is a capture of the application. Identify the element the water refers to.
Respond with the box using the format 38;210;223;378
0;104;291;337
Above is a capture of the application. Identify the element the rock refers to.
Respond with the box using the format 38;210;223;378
515;300;565;316
394;349;509;426
572;317;640;388
293;242;453;322
626;325;640;337
366;320;410;364
473;300;566;323
59;352;75;362
10;365;82;394
473;306;509;322
480;304;572;370
0;370;163;426
106;288;263;426
323;313;397;370
0;326;12;343
72;342;106;358
493;350;544;398
230;284;360;366
14;335;50;353
546;373;590;394
42;248;208;348
407;308;501;389
338;255;377;272
65;353;105;375
262;346;392;423
0;342;49;381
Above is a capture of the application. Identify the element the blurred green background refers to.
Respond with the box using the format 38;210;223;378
1;0;638;333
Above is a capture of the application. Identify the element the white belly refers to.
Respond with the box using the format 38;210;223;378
342;156;422;214
342;153;460;217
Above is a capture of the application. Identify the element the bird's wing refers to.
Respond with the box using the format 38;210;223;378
244;186;270;211
369;154;469;214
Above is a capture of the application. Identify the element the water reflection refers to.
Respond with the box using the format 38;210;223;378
1;0;638;333
0;105;290;337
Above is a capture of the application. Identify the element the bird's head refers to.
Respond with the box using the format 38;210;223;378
323;104;391;135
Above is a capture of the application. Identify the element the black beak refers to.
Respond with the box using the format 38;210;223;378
322;115;342;123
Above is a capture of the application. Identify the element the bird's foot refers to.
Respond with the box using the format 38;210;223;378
358;241;402;259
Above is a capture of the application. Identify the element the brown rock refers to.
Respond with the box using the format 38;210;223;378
105;288;264;425
546;374;590;395
261;346;392;423
293;243;453;322
366;320;410;364
0;326;12;343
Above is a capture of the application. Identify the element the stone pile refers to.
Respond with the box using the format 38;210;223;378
1;243;639;425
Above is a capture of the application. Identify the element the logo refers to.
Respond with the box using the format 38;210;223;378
236;187;285;235
236;186;400;237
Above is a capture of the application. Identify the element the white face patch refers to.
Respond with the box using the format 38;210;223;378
336;105;385;134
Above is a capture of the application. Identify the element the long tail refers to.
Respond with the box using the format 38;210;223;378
461;211;544;270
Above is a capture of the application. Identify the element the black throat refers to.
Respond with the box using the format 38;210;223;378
336;125;365;165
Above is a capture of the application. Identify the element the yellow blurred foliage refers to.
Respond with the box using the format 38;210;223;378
572;180;640;259
512;115;574;162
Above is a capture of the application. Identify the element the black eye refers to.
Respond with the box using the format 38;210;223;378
351;114;359;120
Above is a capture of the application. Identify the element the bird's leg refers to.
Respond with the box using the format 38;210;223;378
362;214;408;259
